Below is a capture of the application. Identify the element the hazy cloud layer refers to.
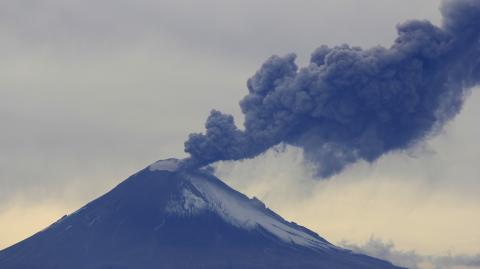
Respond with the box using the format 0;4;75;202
341;237;480;269
1;0;441;61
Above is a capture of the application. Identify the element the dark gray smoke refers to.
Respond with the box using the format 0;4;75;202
184;0;480;177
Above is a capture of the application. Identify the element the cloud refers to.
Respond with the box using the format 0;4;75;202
341;237;480;269
341;237;421;268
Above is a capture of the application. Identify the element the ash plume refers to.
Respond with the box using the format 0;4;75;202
184;0;480;177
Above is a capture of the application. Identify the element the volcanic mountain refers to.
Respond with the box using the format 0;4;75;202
0;159;404;269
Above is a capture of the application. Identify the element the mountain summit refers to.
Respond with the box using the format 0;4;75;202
0;159;404;269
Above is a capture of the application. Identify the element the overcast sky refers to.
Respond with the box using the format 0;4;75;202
2;1;479;268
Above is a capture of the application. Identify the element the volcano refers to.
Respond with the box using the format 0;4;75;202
0;159;404;269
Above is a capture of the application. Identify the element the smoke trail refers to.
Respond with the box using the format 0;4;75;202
184;0;480;177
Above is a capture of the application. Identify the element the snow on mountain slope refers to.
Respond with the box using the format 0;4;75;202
165;188;208;216
148;159;331;249
187;173;332;250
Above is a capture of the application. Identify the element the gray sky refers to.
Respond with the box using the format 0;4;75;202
3;1;480;267
1;0;442;205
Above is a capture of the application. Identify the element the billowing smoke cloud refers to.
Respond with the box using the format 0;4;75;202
184;0;480;177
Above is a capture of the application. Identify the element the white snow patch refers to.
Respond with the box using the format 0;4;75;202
166;189;207;216
182;189;207;211
187;175;332;250
149;158;180;172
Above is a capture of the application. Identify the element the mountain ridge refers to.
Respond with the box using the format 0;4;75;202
0;159;405;269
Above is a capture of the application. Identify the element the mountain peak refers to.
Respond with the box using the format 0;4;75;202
0;159;404;269
144;161;334;250
148;158;181;172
